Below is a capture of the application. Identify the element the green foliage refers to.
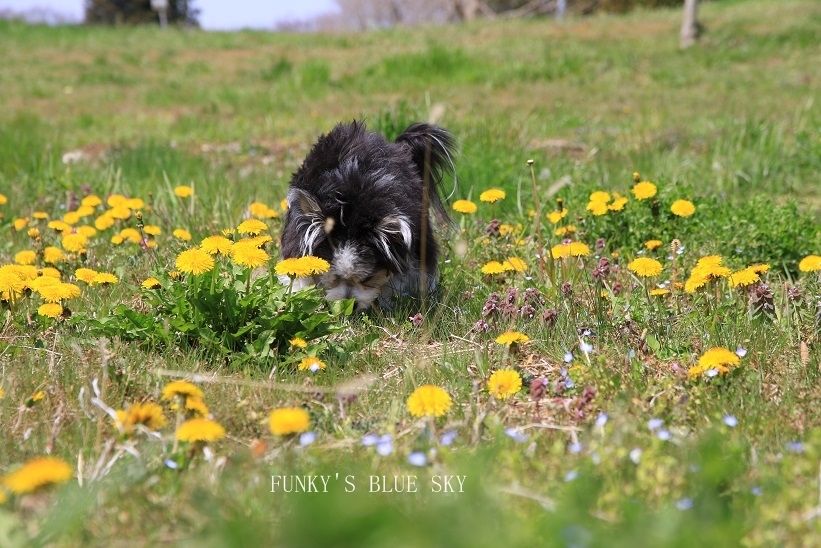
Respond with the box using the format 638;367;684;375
76;264;354;368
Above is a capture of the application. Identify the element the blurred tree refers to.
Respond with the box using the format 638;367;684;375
680;0;700;48
84;0;199;26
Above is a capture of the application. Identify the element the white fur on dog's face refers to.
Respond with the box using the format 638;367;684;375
319;243;390;310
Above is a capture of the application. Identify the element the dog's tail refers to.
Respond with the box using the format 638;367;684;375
394;123;457;225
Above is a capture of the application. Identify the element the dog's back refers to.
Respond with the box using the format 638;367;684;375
280;121;456;309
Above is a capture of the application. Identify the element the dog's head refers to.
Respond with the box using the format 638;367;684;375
281;121;455;309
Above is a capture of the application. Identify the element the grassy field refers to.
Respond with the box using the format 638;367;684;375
1;0;821;545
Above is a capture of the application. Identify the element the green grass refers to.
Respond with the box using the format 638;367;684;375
1;0;821;545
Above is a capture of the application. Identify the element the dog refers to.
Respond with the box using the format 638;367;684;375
279;120;456;310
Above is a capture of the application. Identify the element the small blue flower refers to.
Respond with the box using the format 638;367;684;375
309;363;321;373
505;428;528;443
595;412;608;427
440;430;458;446
564;470;578;482
647;418;663;431
569;442;583;454
786;441;804;453
579;341;594;354
376;438;394;457
723;415;738;428
705;368;719;377
657;429;671;441
565;377;575;389
751;486;762;496
563;351;574;363
299;431;317;446
164;458;179;470
676;497;693;511
735;347;748;358
361;434;379;447
407;451;427;467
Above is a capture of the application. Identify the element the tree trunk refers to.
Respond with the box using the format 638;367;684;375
680;0;699;49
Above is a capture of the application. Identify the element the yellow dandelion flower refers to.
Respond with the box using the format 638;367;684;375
185;396;209;418
237;219;268;235
75;268;99;284
480;261;506;275
76;205;96;218
244;235;273;247
176;418;226;443
110;235;124;245
173;228;192;241
280;198;289;211
670;199;696;217
161;380;204;401
452;199;477;214
175;249;215;275
729;268;760;288
115;401;167;433
106;194;127;207
269;407;311;436
91;272;118;286
504;257;527;272
479;188;506;203
690;347;741;378
608;196;628;211
108;206;131;221
142;277;162;289
569;242;591;257
43;246;66;264
39;267;61;279
290;337;308;349
697;255;723;267
119;228;141;243
0;193;6;205
47;219;69;232
554;225;577;237
298;356;326;371
248;201;276;218
627;257;663;278
94;214;115;230
487;368;522;400
585;201;608;216
125;198;144;210
81;195;103;208
27;227;41;238
14;250;37;265
61;233;87;253
13;218;30;231
62;211;81;225
407;385;452;418
645;239;663;251
798;255;821;273
551;244;570;259
174;185;194;198
37;303;63;318
631;181;657;200
2;456;72;495
650;288;670;296
547;209;568;224
231;243;270;268
589;191;611;203
143;225;162;236
495;331;530;345
748;263;770;274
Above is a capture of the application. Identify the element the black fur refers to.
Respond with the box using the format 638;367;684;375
280;120;456;309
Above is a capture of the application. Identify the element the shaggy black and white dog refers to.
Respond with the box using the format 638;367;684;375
280;120;456;310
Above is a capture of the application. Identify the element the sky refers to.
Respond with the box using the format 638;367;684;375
0;0;340;29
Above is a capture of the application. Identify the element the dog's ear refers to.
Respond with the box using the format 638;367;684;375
287;188;327;255
289;188;323;220
373;215;412;272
